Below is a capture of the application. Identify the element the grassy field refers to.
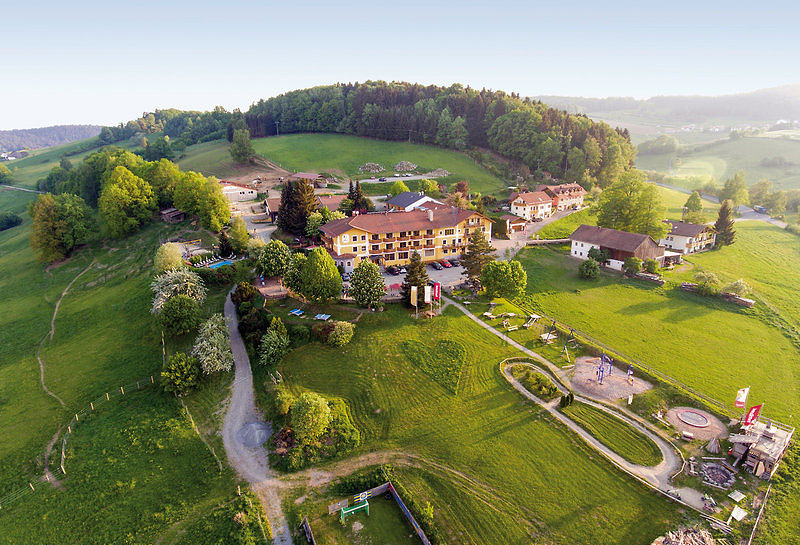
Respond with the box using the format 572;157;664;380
636;136;800;190
0;191;238;542
249;134;510;196
561;402;663;467
514;245;800;421
677;221;800;329
279;304;681;544
176;139;242;180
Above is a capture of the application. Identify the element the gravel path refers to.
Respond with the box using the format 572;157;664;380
446;297;707;511
222;292;293;545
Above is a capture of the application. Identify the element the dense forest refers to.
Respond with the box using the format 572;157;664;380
0;125;102;152
242;82;636;188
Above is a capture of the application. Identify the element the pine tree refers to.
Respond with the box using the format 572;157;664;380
714;199;736;247
400;252;430;308
352;180;371;211
461;229;496;290
294;178;317;234
277;180;296;233
218;230;233;257
347;180;355;202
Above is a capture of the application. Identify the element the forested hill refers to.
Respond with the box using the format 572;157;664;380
241;82;636;188
0;125;102;152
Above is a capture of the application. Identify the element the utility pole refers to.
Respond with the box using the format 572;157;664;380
274;121;280;136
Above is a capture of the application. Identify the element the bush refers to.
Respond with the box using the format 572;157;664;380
643;258;659;274
587;247;608;263
312;321;336;343
327;321;355;347
579;259;599;279
161;352;200;396
154;242;184;273
258;329;290;367
288;324;310;347
291;392;331;445
0;212;22;231
158;294;201;336
274;387;295;416
623;256;642;275
232;281;257;307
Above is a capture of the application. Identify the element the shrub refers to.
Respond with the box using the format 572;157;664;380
158;294;201;336
161;352;200;396
288;324;310;347
232;281;257;307
0;212;23;231
192;314;234;374
623;256;642;275
259;329;290;367
643;258;660;274
725;278;751;297
312;321;336;343
327;321;355;347
579;259;599;279
694;270;720;296
274;387;295;416
587;247;609;263
154;242;184;273
291;392;331;445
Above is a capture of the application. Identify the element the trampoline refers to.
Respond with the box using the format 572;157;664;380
677;409;711;428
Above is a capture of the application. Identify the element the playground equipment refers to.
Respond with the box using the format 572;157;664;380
340;500;369;524
561;328;579;361
522;314;540;329
596;353;614;384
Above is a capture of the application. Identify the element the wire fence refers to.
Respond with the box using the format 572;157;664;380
511;300;738;418
0;375;158;511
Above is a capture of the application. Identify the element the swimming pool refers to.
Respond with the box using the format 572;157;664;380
208;260;234;269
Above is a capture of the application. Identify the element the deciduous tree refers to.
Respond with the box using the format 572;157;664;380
481;260;527;298
192;314;234;374
228;216;250;253
349;260;385;308
719;171;749;206
151;268;207;313
98;166;156;238
579;259;599;279
255;239;291;277
592;170;667;240
299;247;342;302
154;242;184;273
161;352;200;396
229;128;255;163
389;180;410;197
158;294;201;336
28;193;93;262
291;392;331;445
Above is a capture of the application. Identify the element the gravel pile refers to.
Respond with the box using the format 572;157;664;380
358;162;384;173
651;527;716;545
393;161;418;172
428;168;450;177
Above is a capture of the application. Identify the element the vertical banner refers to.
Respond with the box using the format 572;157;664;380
433;282;441;301
410;286;418;307
743;404;762;426
424;285;431;304
735;387;750;408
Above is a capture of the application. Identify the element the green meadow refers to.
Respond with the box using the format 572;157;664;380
278;304;681;544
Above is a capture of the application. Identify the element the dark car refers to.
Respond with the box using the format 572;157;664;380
386;265;400;276
448;258;460;266
378;177;387;182
430;261;443;270
399;266;407;274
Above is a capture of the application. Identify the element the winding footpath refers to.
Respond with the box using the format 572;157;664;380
445;297;709;511
222;293;293;545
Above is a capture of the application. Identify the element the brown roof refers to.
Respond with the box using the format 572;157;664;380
663;220;712;238
570;224;658;253
511;191;552;205
537;183;587;196
291;171;323;180
320;207;482;237
264;198;281;212
500;214;526;224
316;194;347;211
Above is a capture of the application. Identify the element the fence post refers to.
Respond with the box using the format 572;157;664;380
120;386;124;395
150;375;154;383
75;413;79;422
106;392;109;401
90;402;94;411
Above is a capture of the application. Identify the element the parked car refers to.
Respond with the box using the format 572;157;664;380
402;173;413;177
430;262;443;270
378;177;387;182
533;217;543;222
394;173;400;177
439;260;452;268
399;266;407;274
341;272;351;282
386;265;400;276
448;258;460;266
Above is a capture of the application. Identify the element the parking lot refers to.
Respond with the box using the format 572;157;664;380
381;260;465;288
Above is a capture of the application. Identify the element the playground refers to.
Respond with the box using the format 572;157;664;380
309;493;421;545
569;355;654;403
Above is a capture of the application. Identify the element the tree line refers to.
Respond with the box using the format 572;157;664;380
242;81;636;188
29;147;229;261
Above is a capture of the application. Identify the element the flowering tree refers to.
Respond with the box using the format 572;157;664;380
191;314;234;374
151;268;207;313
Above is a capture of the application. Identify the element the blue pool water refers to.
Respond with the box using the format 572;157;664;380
208;260;233;269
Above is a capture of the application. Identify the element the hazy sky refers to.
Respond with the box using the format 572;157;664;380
1;0;798;129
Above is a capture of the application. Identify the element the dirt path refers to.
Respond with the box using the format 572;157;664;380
36;259;95;408
222;292;293;545
445;297;708;511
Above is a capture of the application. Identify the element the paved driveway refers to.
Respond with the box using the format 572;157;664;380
381;261;465;289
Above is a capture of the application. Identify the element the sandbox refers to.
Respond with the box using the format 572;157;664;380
568;356;653;403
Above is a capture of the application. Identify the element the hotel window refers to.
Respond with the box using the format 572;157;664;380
371;245;380;251
361;235;367;241
400;231;407;237
426;229;433;235
413;241;420;246
400;242;407;248
352;246;358;253
399;252;408;259
424;249;434;257
371;234;379;241
444;228;455;235
385;243;393;249
385;253;395;260
361;246;366;252
413;230;420;236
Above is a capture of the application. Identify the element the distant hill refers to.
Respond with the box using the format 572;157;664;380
535;83;800;126
0;125;102;153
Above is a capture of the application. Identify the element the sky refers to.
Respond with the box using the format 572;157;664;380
1;0;799;129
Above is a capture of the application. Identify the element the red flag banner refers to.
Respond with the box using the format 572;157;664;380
743;404;762;426
433;282;441;301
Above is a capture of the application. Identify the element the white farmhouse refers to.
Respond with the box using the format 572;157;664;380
659;220;716;254
220;181;257;202
509;191;552;221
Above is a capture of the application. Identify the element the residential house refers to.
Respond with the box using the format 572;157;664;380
264;197;282;222
386;191;443;212
319;207;492;272
659;220;716;254
536;183;587;211
569;224;669;271
509;191;553;221
315;194;348;212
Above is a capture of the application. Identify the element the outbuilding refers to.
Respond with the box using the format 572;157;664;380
569;224;666;271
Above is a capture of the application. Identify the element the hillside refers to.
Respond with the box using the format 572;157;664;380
536;83;800;128
0;125;102;153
